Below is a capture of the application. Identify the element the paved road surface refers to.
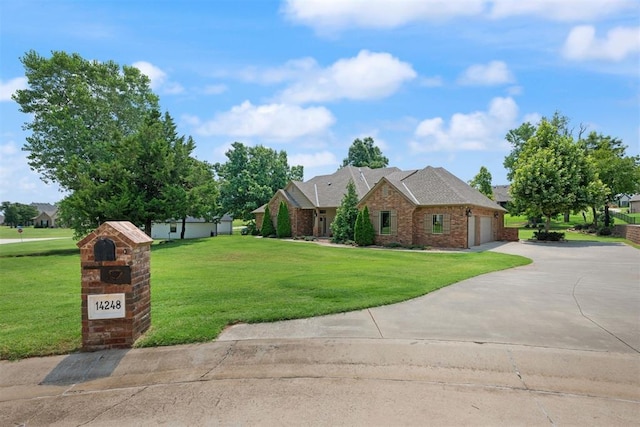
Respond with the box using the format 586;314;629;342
1;240;639;425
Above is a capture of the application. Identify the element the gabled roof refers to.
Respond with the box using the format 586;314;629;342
255;165;504;214
630;194;640;202
367;166;505;211
492;185;511;203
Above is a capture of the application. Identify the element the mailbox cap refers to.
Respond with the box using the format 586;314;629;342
77;221;153;248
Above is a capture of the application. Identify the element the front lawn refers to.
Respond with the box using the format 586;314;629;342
0;235;530;359
504;213;637;246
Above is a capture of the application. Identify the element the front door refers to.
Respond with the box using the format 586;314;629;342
319;214;328;236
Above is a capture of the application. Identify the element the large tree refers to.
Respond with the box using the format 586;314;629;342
469;166;493;199
13;51;205;237
13;50;159;191
584;132;640;226
509;119;602;232
214;142;303;221
342;137;389;169
57;110;192;236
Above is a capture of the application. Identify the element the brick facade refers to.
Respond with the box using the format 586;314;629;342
77;221;152;351
361;183;508;249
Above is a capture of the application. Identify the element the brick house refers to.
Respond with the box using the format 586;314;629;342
254;165;514;249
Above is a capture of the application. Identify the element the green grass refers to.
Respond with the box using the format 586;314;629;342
504;212;637;246
0;226;74;239
0;235;530;359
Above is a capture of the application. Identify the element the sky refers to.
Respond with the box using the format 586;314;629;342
1;0;639;205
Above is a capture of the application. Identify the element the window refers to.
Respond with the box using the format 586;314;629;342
170;222;177;233
380;211;391;235
432;214;443;234
377;210;397;235
425;213;450;235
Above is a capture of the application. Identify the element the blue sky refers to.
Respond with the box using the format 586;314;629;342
1;0;639;205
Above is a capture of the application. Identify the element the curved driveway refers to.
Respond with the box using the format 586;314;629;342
220;241;640;353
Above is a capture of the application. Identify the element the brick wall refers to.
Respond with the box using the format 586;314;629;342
614;224;640;245
500;227;520;241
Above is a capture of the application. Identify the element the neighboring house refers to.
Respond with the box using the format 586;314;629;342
151;215;233;239
615;194;632;208
254;166;511;249
629;195;640;213
492;185;511;209
31;202;58;228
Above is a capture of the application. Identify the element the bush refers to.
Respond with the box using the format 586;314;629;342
597;226;612;236
383;242;404;249
354;206;375;246
261;205;276;237
533;231;565;241
276;201;292;238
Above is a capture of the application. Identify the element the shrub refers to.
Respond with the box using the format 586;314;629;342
276;201;292;238
533;231;565;241
597;226;612;236
331;179;359;243
354;206;375;246
261;205;276;237
384;242;404;249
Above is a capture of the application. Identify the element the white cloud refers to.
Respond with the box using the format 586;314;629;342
411;97;519;152
562;25;640;61
194;101;335;140
132;61;184;94
282;0;486;32
282;0;636;32
0;77;27;102
277;50;416;104
288;151;339;169
238;57;318;84
490;0;636;22
457;61;515;86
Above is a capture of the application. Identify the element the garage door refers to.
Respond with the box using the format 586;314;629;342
467;216;476;246
480;216;492;244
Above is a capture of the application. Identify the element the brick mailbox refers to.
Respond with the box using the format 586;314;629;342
77;221;153;351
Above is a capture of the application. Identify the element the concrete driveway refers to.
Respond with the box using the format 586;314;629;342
220;240;640;353
2;241;639;426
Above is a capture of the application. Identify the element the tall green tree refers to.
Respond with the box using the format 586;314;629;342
354;206;375;246
331;179;359;243
57;110;191;236
13;50;159;191
509;119;602;232
277;201;292;238
584;132;640;226
342;137;389;169
261;204;275;237
0;202;38;227
469;166;493;199
214;142;303;221
180;158;219;239
12;51;205;237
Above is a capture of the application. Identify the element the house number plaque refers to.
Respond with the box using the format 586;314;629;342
88;293;126;320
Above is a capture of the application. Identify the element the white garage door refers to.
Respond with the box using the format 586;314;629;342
480;216;493;244
468;216;476;247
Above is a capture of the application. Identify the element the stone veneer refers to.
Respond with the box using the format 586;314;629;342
77;221;153;351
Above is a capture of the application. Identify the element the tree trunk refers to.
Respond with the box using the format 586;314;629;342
564;211;570;223
545;215;551;233
604;204;610;227
181;217;187;239
592;206;598;227
144;219;152;237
